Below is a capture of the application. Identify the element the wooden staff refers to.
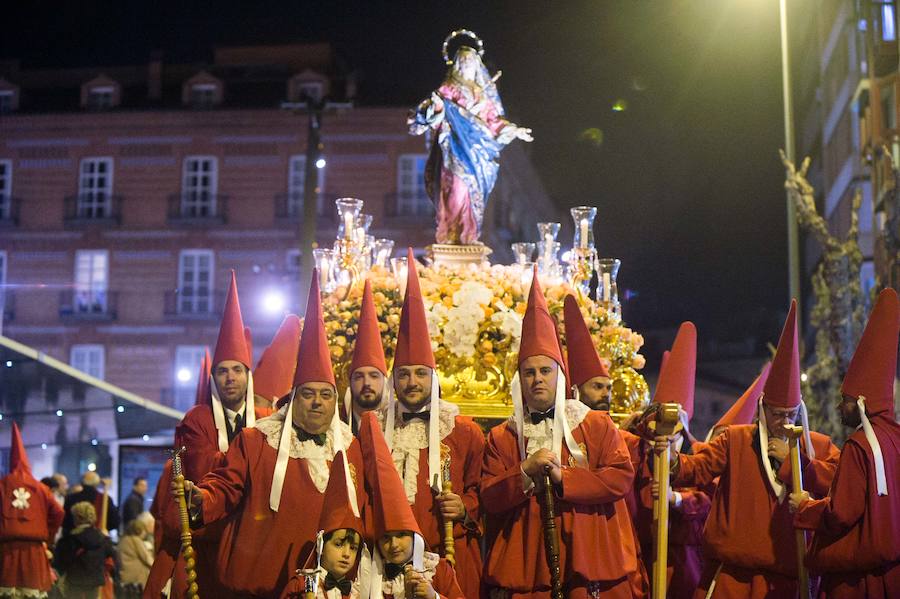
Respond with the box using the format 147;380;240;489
99;478;110;535
649;403;681;599
440;459;456;567
539;468;563;599
785;425;811;599
172;447;199;599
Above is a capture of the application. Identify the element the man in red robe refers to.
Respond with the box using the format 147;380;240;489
482;269;638;598
563;294;649;598
380;249;484;599
634;322;711;599
145;272;260;597
667;300;841;598
182;272;366;597
0;422;64;597
344;279;389;435
789;288;900;598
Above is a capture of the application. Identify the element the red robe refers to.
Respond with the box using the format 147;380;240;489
482;406;638;597
794;414;900;598
143;403;269;599
386;411;485;599
673;424;840;599
0;471;64;592
629;436;710;599
198;423;367;597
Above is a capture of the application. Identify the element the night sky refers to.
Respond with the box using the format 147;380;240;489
2;1;792;353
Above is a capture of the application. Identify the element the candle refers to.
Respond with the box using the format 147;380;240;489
579;219;589;249
320;259;330;287
602;273;611;302
355;226;366;244
343;212;354;240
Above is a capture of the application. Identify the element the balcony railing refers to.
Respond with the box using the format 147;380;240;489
0;197;21;227
59;290;118;320
273;192;333;223
1;290;15;322
163;289;224;319
167;193;228;225
63;194;123;228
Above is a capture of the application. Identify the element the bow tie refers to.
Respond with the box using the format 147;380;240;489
402;411;430;423
530;408;555;424
323;573;352;595
295;426;327;446
384;561;408;580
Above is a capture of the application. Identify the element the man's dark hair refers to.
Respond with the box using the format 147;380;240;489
133;476;147;487
40;476;59;490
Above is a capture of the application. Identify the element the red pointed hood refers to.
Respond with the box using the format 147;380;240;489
563;294;608;386
518;267;564;368
358;411;423;539
842;288;900;415
652;322;697;418
393;248;435;369
212;271;252;368
8;422;31;475
293;271;335;388
660;350;671;375
763;300;802;408
715;362;772;428
317;451;364;535
254;315;302;403
350;279;387;375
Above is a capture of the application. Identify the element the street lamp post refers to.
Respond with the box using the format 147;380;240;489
282;97;351;313
779;0;802;327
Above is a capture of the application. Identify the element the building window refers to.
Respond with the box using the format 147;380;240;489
86;86;115;111
0;90;15;114
178;250;214;314
0;160;11;220
181;156;218;217
882;2;897;41
295;81;324;102
287;155;325;216
174;345;207;411
78;158;113;218
74;250;109;314
286;249;301;273
397;154;433;216
190;83;217;109
71;345;105;380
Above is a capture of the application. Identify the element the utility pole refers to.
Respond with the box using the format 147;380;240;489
281;95;351;314
779;0;802;331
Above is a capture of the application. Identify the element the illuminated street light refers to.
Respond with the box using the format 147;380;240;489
262;290;287;315
56;409;63;417
87;463;97;472
142;434;150;442
117;405;125;413
316;157;326;169
177;368;192;383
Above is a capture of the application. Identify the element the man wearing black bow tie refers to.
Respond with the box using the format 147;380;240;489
379;249;485;599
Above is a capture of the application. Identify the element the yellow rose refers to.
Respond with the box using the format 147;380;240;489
335;336;347;347
331;345;344;358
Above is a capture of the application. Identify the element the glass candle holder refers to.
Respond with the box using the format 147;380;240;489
312;248;335;293
570;206;597;250
597;258;621;305
391;256;409;299
374;238;395;268
537;240;561;278
335;198;364;241
511;242;536;265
